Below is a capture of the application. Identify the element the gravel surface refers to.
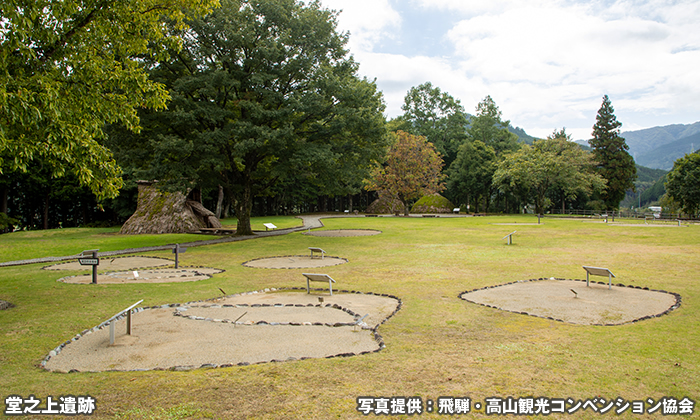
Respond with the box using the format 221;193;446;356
44;291;401;372
242;255;347;269
461;279;680;325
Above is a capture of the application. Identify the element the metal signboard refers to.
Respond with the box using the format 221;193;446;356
79;258;99;266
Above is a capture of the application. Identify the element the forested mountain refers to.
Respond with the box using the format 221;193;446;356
622;122;700;158
462;114;538;145
621;164;669;208
634;131;700;170
509;126;538;144
576;121;700;170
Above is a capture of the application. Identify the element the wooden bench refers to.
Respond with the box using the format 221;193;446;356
308;247;326;259
263;223;277;231
302;273;336;295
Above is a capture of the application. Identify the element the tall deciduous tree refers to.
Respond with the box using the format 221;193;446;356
589;95;637;209
365;131;445;216
451;95;519;211
114;0;387;235
665;152;700;217
400;82;469;168
446;140;496;212
494;129;606;215
0;0;218;201
467;95;519;157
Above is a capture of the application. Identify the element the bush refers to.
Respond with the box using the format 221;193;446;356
0;213;18;231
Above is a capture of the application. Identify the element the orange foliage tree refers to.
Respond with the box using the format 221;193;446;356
365;131;446;215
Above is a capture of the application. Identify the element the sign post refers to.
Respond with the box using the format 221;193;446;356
582;266;616;290
79;249;99;284
173;244;187;268
502;231;517;245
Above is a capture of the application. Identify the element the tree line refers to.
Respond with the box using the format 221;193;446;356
380;87;635;216
2;0;698;233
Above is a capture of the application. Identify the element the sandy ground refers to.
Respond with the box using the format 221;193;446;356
57;267;224;284
37;230;680;372
44;291;400;372
302;229;381;237
461;279;679;325
44;256;222;284
44;256;174;271
243;255;347;269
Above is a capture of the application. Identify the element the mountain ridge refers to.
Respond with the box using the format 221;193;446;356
574;121;700;170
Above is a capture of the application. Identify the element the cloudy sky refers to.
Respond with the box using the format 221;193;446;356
314;0;700;141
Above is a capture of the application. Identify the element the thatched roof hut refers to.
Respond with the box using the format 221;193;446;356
365;191;405;214
120;181;221;234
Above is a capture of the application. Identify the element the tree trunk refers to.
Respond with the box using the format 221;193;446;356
235;182;254;236
215;185;224;219
348;194;353;213
399;194;409;216
1;187;7;214
43;192;49;230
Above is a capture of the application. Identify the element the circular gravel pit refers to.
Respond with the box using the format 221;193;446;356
242;255;348;269
57;268;224;284
44;256;174;271
460;278;680;325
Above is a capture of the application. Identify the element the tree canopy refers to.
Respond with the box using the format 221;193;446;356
399;82;469;168
589;95;637;209
467;95;519;157
365;131;445;216
0;0;218;201
665;152;700;217
494;129;606;214
448;96;519;211
447;140;497;212
110;0;387;235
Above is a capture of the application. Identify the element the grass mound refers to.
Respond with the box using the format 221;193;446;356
410;193;455;213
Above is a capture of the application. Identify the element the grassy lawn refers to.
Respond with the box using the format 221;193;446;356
1;215;698;419
0;216;304;264
219;215;304;231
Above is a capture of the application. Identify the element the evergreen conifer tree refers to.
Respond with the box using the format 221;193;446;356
589;95;637;209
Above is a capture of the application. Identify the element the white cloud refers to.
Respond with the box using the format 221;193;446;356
317;0;700;140
316;0;401;51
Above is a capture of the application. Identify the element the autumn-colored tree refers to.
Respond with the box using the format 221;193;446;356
365;131;446;216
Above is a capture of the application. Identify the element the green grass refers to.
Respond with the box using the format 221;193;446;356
219;215;303;231
0;227;203;263
1;214;699;419
0;215;304;263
